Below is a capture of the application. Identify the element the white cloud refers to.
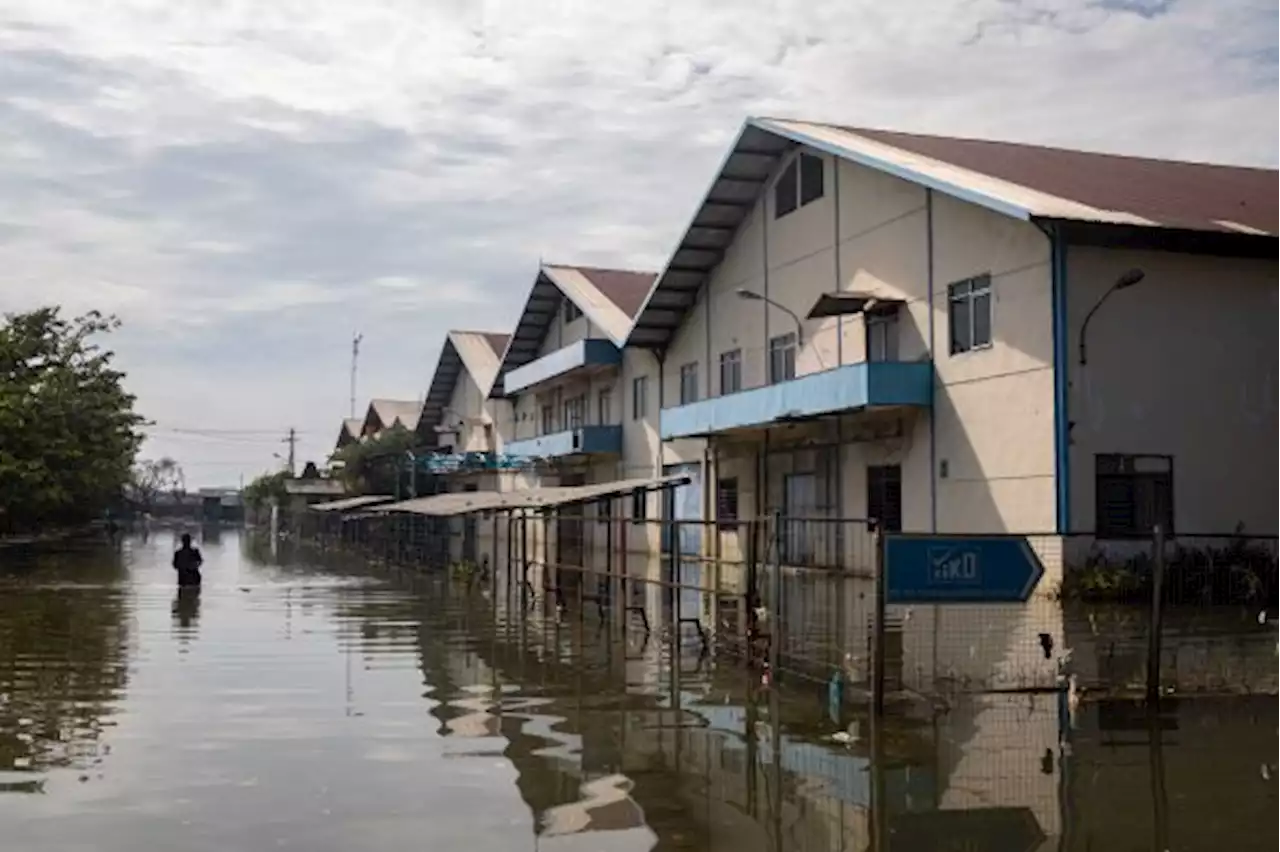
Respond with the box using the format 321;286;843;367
0;0;1274;485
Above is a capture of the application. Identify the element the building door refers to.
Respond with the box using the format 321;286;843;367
867;465;902;532
782;472;817;564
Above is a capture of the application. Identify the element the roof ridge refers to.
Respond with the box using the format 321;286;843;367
796;118;1276;172
542;261;657;277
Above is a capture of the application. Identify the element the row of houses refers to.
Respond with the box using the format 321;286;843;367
332;117;1277;583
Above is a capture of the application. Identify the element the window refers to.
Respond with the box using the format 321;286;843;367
768;333;797;384
866;310;900;363
867;465;903;534
563;394;586;430
774;159;798;218
679;362;699;405
948;274;993;354
631;489;647;523
719;348;742;395
563;299;583;323
774;153;825;219
717;477;739;529
597;497;612;525
597;388;612;425
800;153;824;206
540;404;555;435
631;376;648;420
1095;454;1173;538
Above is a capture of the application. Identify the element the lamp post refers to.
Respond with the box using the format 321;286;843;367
735;287;803;346
1079;268;1145;366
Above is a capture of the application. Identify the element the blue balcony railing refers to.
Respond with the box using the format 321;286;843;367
660;361;933;440
504;425;622;459
503;338;621;396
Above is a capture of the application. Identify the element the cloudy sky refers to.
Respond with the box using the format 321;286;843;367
1;0;1275;486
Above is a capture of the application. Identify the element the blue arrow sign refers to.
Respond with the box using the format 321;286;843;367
884;535;1045;604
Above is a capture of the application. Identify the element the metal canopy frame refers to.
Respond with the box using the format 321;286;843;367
374;474;691;518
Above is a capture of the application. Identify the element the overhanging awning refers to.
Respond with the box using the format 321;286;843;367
375;474;691;518
310;494;395;512
806;292;904;319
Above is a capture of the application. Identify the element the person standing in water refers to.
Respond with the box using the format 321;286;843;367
173;533;204;586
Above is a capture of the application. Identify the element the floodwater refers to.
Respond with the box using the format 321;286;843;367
0;529;1275;852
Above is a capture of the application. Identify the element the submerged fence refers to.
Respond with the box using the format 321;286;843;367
286;501;1278;703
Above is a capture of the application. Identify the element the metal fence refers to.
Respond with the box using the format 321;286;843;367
287;505;1278;704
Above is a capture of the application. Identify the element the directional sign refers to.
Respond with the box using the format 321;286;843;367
884;535;1045;604
889;807;1046;852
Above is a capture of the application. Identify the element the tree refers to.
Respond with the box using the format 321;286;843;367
242;470;288;510
0;308;145;533
128;457;185;511
333;425;417;496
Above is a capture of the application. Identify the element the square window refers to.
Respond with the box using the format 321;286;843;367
948;274;992;355
679;362;699;405
1095;454;1174;538
768;333;797;383
799;154;824;206
718;349;742;395
631;376;648;420
774;160;798;219
717;477;739;529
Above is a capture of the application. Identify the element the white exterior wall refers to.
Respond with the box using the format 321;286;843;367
1065;247;1279;536
662;147;1058;538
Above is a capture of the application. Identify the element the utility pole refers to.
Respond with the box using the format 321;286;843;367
350;332;363;419
283;427;297;477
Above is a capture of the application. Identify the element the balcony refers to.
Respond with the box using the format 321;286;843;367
504;424;623;460
660;361;933;440
504;338;621;396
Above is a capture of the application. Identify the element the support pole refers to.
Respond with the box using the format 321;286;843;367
1146;524;1166;704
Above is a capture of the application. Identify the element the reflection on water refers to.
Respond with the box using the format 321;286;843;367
0;531;1275;852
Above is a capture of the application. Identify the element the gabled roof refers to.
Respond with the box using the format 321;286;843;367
334;417;363;452
492;264;656;396
361;398;422;437
419;330;509;437
628;116;1278;350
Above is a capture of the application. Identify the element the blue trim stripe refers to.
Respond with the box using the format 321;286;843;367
1051;229;1070;534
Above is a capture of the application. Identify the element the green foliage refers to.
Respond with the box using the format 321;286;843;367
0;307;145;533
333;425;418;495
243;470;289;509
1061;535;1278;606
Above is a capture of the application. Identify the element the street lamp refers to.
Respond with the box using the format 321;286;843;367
735;287;804;345
1079;268;1145;366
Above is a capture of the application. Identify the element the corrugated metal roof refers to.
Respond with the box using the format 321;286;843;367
310;494;395;512
419;330;509;439
491;264;656;397
628;116;1278;351
284;479;345;496
362;399;423;436
376;474;690;517
828;122;1278;235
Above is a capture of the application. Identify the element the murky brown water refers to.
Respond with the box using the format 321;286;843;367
1;528;1275;851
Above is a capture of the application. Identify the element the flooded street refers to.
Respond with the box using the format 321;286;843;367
1;528;1275;852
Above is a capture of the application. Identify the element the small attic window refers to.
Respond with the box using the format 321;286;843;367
774;153;825;219
563;299;583;323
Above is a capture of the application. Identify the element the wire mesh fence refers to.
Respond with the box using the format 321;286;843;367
284;501;1278;702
